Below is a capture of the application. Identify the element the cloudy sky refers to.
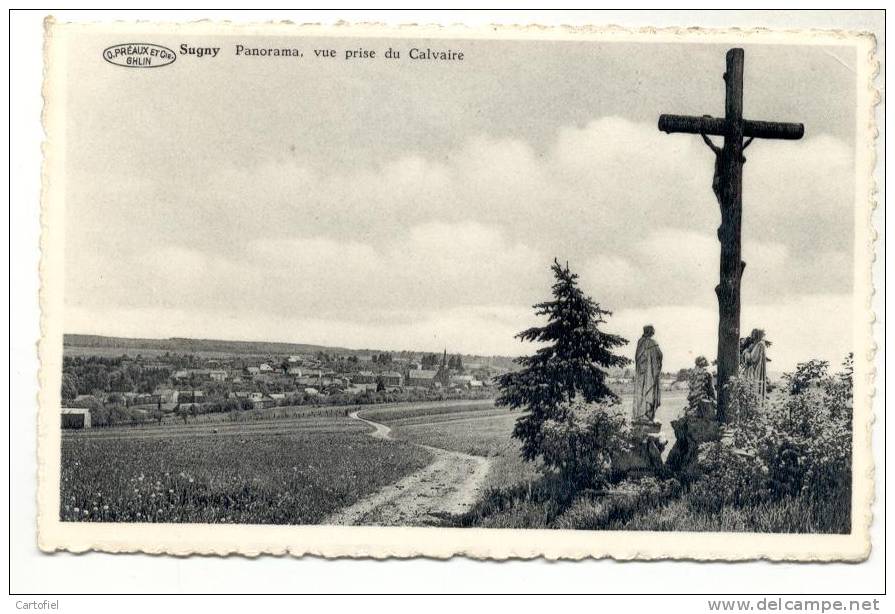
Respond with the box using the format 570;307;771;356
62;33;857;371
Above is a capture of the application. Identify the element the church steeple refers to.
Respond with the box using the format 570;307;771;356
436;349;449;387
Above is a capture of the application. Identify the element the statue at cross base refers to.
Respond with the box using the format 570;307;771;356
632;324;663;427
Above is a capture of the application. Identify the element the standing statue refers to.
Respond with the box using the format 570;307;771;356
741;328;770;403
633;325;663;424
686;355;716;419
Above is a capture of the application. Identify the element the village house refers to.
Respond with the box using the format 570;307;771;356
405;369;438;388
380;371;403;387
131;392;159;406
155;388;179;404
177;390;205;404
347;383;377;394
61;407;91;429
142;361;174;371
450;374;475;387
352;371;377;385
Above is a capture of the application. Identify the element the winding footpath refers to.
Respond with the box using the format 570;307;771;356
324;410;492;527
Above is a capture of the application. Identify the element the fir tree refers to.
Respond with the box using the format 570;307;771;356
497;259;630;461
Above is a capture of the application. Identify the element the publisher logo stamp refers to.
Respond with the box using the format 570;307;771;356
103;43;176;68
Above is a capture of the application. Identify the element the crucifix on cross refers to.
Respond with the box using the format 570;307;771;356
658;48;804;422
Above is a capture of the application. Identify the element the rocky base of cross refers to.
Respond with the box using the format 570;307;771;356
613;422;668;478
612;415;725;480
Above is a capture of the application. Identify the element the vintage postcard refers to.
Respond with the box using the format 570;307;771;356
38;18;878;560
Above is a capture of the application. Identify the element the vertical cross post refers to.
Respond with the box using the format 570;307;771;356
715;48;745;422
659;49;803;423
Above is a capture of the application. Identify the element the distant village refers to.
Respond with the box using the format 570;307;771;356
60;336;701;429
60;348;509;428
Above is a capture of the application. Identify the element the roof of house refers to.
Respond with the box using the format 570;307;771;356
61;407;90;415
407;370;437;379
381;371;403;378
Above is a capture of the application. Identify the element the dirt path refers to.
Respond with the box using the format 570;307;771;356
324;410;491;526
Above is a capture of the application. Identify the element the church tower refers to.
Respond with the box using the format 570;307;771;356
436;348;450;387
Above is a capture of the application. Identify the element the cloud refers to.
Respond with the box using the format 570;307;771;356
65;117;857;368
581;228;795;308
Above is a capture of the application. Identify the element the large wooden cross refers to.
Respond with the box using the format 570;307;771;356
658;48;804;422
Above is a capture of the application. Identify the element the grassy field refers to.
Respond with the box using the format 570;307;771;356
156;399;496;426
361;393;689;495
360;401;541;494
61;415;431;524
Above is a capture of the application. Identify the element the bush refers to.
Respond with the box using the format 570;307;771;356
691;441;771;511
725;376;760;425
715;357;852;505
538;401;631;490
782;359;829;395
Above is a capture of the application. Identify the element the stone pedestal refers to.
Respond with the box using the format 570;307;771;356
632;420;662;435
612;421;667;478
665;415;721;476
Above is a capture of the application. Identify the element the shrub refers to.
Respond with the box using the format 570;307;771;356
725;376;760;425
718;356;852;505
538;401;631;490
782;359;829;395
691;441;771;511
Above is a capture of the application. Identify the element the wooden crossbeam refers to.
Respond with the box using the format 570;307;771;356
658;115;804;140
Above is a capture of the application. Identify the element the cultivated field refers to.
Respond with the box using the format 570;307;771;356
60;394;690;526
61;414;431;524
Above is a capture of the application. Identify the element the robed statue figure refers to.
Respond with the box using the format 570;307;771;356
741;328;770;403
633;325;663;423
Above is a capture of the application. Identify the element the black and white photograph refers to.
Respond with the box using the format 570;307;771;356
33;16;877;564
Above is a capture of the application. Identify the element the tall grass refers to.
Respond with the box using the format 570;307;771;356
453;474;850;533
